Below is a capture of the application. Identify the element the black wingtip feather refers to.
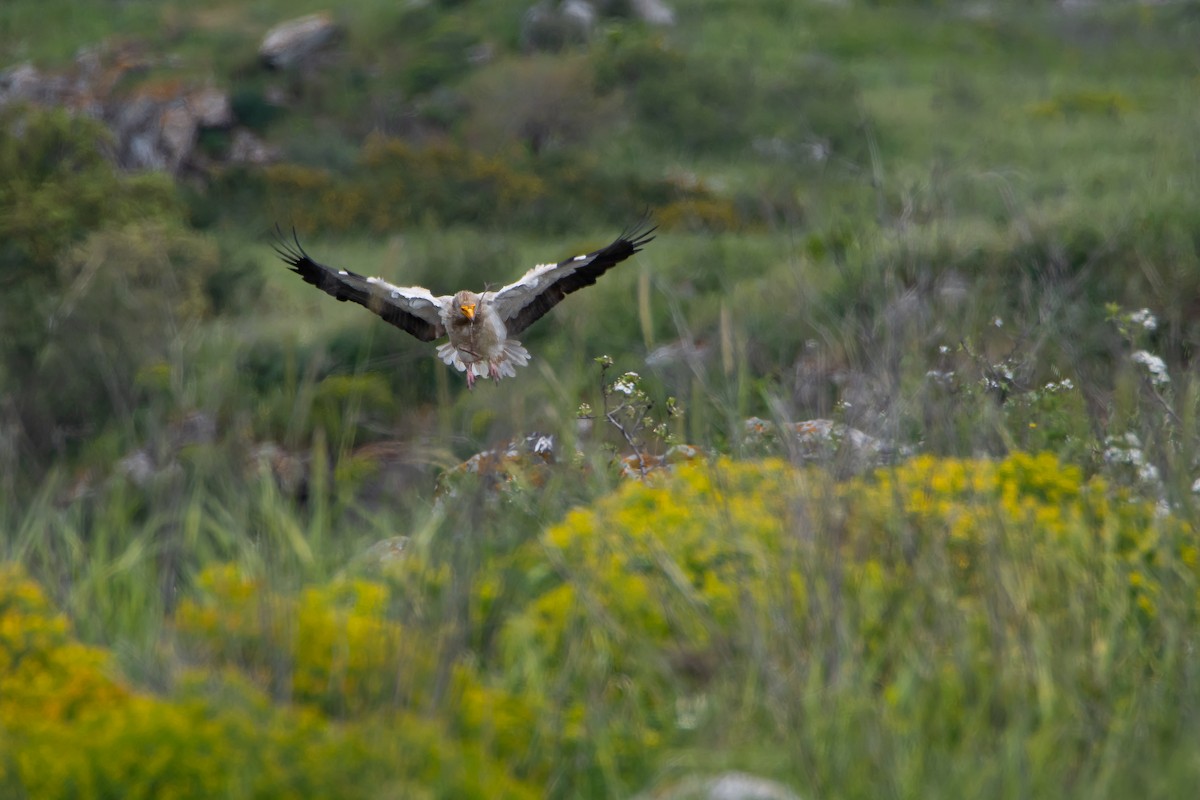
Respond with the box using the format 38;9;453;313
270;223;314;277
500;214;658;336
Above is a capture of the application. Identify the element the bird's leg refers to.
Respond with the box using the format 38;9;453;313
489;361;502;383
466;368;476;390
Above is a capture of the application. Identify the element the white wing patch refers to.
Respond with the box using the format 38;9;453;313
489;258;595;321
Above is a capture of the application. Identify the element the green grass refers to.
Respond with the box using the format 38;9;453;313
3;0;1200;797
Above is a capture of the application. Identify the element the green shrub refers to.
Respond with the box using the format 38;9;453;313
0;106;177;369
594;32;864;161
459;55;619;156
12;223;223;461
0;107;194;474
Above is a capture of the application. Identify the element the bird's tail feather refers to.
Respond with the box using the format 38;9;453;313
435;341;531;380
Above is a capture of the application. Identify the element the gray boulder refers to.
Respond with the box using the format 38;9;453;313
598;0;677;26
259;12;341;69
107;85;233;172
521;0;597;52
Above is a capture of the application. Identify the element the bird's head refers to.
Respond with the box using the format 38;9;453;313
453;290;479;322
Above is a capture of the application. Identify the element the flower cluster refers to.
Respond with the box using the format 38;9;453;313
0;565;534;799
175;564;421;716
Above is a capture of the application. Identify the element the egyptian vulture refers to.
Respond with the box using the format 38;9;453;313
274;221;655;387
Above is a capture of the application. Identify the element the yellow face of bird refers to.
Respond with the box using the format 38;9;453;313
460;303;476;321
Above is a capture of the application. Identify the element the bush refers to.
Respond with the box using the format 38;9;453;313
459;55;619;156
0;107;195;475
11;223;224;463
0;564;537;799
475;452;1199;794
0;107;177;372
594;33;865;161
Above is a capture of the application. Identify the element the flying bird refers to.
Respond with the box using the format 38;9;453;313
274;221;655;388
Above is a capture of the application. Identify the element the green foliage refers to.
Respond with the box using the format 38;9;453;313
217;133;733;235
594;31;864;161
0;107;215;472
310;372;397;449
5;2;1200;796
0;107;177;361
459;55;618;155
1029;89;1135;119
11;223;224;464
7;440;1200;798
229;85;284;133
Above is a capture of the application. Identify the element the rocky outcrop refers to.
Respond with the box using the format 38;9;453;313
0;45;246;175
619;0;677;26
227;128;279;165
521;0;676;52
108;83;233;172
521;0;598;52
0;44;135;115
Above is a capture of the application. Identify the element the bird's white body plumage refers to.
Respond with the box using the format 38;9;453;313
435;291;531;384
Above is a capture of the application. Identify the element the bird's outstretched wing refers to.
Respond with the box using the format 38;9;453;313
490;219;656;337
274;227;448;342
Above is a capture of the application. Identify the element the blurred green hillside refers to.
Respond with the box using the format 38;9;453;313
2;0;1200;797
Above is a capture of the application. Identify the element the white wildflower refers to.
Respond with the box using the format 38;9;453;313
1130;308;1158;331
1131;350;1170;386
993;316;1004;328
1191;477;1200;494
612;372;641;396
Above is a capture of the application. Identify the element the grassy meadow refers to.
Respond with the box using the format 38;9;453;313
3;0;1200;797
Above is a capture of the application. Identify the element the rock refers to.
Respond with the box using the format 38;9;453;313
521;0;597;52
169;410;217;450
116;449;157;486
187;85;233;128
742;416;904;473
0;63;45;106
1;45;236;175
597;0;676;26
248;442;311;502
632;772;802;800
158;103;198;171
228;128;279;164
105;83;234;172
627;0;677;26
439;432;561;498
618;443;706;480
260;13;342;70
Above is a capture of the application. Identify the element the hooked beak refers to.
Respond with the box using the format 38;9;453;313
460;303;476;321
